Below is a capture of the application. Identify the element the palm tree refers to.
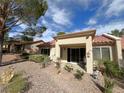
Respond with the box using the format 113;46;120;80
0;0;48;64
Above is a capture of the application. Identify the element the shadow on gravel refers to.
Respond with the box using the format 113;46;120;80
92;80;105;93
0;59;27;67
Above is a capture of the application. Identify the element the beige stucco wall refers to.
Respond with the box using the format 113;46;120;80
24;42;41;53
61;48;67;62
55;36;93;74
57;37;87;45
116;40;123;67
50;47;56;61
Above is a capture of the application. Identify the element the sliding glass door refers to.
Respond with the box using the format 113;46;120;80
67;48;85;63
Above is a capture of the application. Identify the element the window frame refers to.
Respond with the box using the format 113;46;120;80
93;46;113;61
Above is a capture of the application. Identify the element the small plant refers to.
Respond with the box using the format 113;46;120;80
3;72;30;93
55;58;61;74
64;65;73;72
74;69;84;80
29;54;44;63
38;55;50;68
104;77;114;93
104;61;124;79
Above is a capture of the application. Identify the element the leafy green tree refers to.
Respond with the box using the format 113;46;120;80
110;29;120;37
110;28;124;37
20;26;47;41
0;0;48;64
4;32;9;41
57;32;66;36
120;28;124;36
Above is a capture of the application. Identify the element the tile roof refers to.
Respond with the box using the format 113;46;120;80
93;35;115;45
37;40;55;47
37;35;124;50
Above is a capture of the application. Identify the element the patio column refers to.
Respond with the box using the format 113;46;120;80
86;36;93;74
55;41;60;60
116;40;123;67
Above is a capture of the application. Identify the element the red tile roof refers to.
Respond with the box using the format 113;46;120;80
121;37;124;50
37;35;124;50
93;35;115;45
37;40;55;47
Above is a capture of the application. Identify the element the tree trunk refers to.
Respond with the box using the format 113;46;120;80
0;33;4;65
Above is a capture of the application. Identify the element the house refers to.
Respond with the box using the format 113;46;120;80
37;30;124;74
3;40;44;53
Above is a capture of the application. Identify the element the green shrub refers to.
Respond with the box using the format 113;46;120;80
4;73;30;93
104;77;114;93
64;65;73;72
104;61;124;79
29;54;44;63
29;55;50;69
74;69;84;80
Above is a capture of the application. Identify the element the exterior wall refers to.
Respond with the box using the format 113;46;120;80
86;36;93;74
61;48;67;62
24;42;41;53
50;47;56;61
112;45;118;62
57;37;87;45
55;36;93;74
116;40;123;67
24;45;31;53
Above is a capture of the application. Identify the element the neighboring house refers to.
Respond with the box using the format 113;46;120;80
3;40;44;53
37;30;124;74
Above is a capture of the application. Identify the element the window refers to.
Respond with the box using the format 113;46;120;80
41;48;50;55
102;48;110;60
93;47;111;61
93;48;101;60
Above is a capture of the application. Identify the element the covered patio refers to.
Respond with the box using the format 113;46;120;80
54;30;96;73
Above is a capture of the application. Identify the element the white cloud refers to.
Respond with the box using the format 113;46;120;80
52;9;71;26
73;21;124;35
79;21;124;35
106;0;124;16
87;19;97;25
96;21;124;34
34;29;56;42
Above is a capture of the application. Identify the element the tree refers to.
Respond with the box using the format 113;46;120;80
109;28;124;37
110;29;120;37
0;0;48;64
57;32;66;36
120;28;124;36
4;32;9;41
20;26;47;41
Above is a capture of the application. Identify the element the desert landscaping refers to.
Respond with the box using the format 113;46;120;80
0;54;124;93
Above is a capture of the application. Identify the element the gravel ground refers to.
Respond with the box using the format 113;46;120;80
0;61;102;93
0;55;124;93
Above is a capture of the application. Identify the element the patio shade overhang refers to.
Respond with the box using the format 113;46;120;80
54;30;96;40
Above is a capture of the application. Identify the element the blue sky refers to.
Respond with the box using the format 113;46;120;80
10;0;124;41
